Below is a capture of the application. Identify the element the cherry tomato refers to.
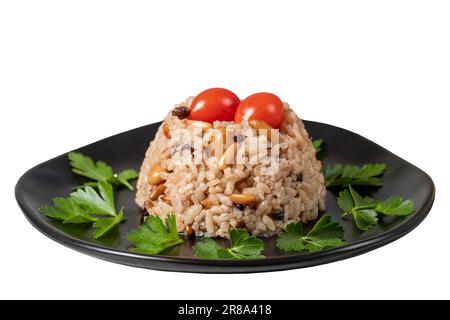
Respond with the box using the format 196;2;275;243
189;88;240;123
234;92;284;129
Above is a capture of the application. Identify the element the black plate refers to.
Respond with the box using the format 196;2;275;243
15;121;435;273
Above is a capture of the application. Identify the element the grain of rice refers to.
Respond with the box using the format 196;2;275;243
183;204;202;225
205;211;215;234
262;215;276;231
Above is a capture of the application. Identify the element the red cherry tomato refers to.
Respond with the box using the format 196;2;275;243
189;88;240;123
234;92;284;129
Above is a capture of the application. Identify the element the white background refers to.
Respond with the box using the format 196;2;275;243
1;1;449;299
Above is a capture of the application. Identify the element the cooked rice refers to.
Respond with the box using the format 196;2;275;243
135;97;326;238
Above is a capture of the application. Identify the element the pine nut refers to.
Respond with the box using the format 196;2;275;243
150;183;165;201
249;120;273;141
200;198;214;209
147;163;166;185
185;119;213;130
230;193;256;205
217;127;227;143
218;143;236;170
162;123;170;138
144;199;153;212
211;128;227;158
160;195;171;205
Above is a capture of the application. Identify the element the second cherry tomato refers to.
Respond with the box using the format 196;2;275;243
234;92;284;129
189;88;240;123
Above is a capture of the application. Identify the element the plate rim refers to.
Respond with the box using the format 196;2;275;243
14;121;436;273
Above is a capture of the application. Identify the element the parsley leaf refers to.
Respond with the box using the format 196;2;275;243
337;186;415;231
71;180;117;216
39;180;126;238
354;209;379;231
338;186;379;216
92;209;124;239
275;223;305;252
349;185;379;207
127;214;183;255
337;186;379;230
324;163;386;187
192;238;224;259
312;139;324;153
375;195;416;217
39;197;96;224
323;164;343;186
113;169;139;191
193;229;265;260
227;229;265;259
68;152;138;190
336;188;355;214
276;215;346;253
68;152;113;181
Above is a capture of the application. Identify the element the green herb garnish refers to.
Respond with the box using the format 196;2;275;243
68;152;138;191
39;180;125;238
127;214;183;254
312;139;324;153
323;163;386;187
193;229;264;260
276;215;346;253
38;197;96;224
337;185;415;231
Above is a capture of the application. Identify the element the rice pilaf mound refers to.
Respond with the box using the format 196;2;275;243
136;97;326;238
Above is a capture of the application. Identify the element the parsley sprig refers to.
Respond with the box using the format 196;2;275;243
194;229;264;260
323;163;386;187
69;152;138;191
338;185;415;231
127;214;183;254
39;180;125;238
276;215;347;253
39;152;136;239
312;139;324;153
